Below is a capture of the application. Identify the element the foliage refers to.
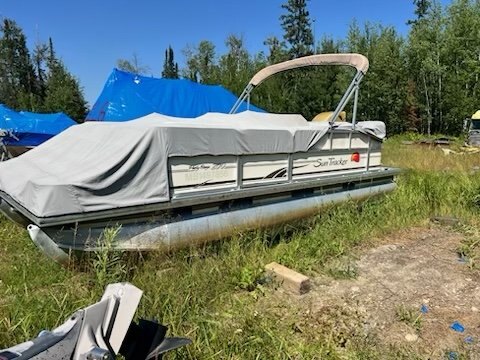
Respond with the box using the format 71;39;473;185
456;224;480;269
0;19;87;120
161;45;179;79
280;0;314;58
117;52;151;74
441;0;480;134
92;226;126;288
408;0;433;24
182;41;218;83
0;19;38;110
347;23;408;133
43;59;87;121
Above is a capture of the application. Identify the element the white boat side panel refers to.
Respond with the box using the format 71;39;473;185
331;133;352;149
172;183;236;195
169;156;237;188
311;135;330;150
350;133;370;148
292;151;366;175
293;167;378;181
243;154;288;180
369;152;382;167
309;131;380;151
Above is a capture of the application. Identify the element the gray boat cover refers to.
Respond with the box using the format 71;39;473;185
0;111;385;218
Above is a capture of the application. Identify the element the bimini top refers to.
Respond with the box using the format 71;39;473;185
249;53;369;87
0;111;385;219
86;69;263;121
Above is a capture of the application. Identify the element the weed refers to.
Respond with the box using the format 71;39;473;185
236;265;263;291
395;304;423;332
325;257;358;279
92;226;126;288
456;224;480;269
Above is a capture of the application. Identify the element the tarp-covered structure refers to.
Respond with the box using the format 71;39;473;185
0;111;385;218
0;104;77;147
86;69;263;121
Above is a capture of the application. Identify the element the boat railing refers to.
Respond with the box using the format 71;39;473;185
229;53;369;126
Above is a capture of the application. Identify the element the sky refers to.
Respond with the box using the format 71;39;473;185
1;0;451;106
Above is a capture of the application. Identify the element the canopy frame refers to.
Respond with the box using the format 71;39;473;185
230;53;368;125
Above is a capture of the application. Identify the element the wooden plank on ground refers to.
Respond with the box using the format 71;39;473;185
265;262;311;295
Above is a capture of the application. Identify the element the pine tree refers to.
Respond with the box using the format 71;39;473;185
264;36;288;64
44;59;87;121
280;0;314;58
47;37;55;68
33;42;48;104
0;18;38;110
162;46;179;79
347;22;409;133
412;0;432;22
43;40;87;121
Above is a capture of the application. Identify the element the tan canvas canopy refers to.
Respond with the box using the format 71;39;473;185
249;53;369;87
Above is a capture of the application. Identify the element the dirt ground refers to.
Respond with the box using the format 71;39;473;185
264;225;480;358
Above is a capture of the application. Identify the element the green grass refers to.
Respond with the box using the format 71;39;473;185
1;135;480;358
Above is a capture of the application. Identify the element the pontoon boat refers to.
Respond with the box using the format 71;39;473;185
0;54;400;262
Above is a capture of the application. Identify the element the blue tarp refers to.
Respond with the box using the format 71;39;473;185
0;104;77;147
86;69;262;121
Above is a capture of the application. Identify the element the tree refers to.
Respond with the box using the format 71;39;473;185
408;0;433;24
264;36;288;64
182;41;218;83
0;18;38;110
116;53;150;74
347;23;409;133
280;0;314;58
33;42;48;103
44;45;87;122
403;79;421;131
162;46;179;79
407;1;445;134
441;0;480;134
218;35;253;94
0;19;87;119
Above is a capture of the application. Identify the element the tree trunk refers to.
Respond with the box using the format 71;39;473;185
423;74;432;136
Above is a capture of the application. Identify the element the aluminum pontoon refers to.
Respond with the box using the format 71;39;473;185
0;53;400;262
